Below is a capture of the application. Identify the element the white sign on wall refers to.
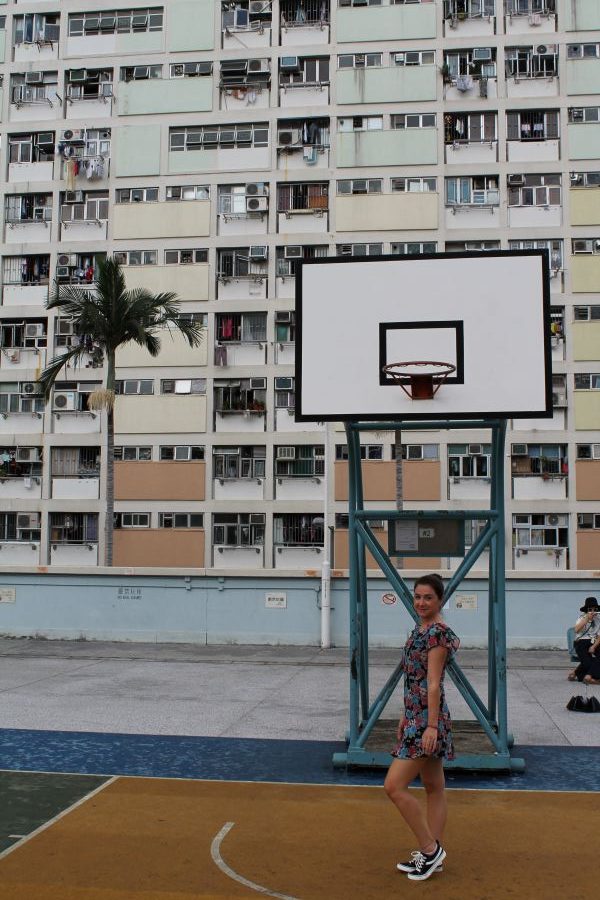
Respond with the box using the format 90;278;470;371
265;592;287;609
0;587;16;603
455;594;478;611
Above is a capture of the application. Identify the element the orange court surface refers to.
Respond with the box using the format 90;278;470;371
0;774;594;900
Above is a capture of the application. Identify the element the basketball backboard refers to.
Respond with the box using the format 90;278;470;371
295;250;552;422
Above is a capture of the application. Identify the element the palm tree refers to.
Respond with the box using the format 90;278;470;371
38;256;204;566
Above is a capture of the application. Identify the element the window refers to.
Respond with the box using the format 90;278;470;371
570;171;600;188
115;379;154;395
160;446;205;460
166;185;210;201
169;61;213;78
277;182;328;212
213;446;266;479
446;176;499;206
216;313;267;343
505;46;558;79
170;123;269;151
568;107;600;124
3;255;50;285
391;177;437;193
391;444;439;461
0;512;41;543
160;379;206;394
14;14;59;45
6;194;52;224
338;116;383;132
444;49;496;80
506;109;559;141
164;249;208;264
9;133;55;164
512;513;568;549
445;0;496;17
444;112;496;143
218;247;268;278
391;242;437;255
115;187;159;204
275;244;327;277
51;447;100;476
337;179;382;195
574;374;600;390
448;444;491;478
509;239;563;270
275;377;295;409
392;113;437;129
572;238;600;255
338;53;382;69
49;513;98;544
275;310;295;343
507;174;561;208
280;56;329;85
113;250;157;266
214;379;266;414
115;513;150;528
577;513;600;530
336;444;383;460
68;8;163;36
273;513;324;548
275;445;324;477
114;446;152;460
159;513;203;528
510;444;566;476
280;0;330;24
337;243;383;257
66;68;113;100
213;513;265;546
574;306;600;321
577;444;600;460
120;64;162;82
567;44;600;59
392;51;435;66
60;192;109;224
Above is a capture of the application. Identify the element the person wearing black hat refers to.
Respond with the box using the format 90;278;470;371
568;597;600;684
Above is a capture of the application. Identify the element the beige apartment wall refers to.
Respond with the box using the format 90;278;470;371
571;256;600;293
116;330;208;368
335;193;438;232
122;264;210;301
570;190;600;226
574;392;600;430
572;322;600;361
115;461;205;501
113;529;205;567
575;460;600;500
334;460;440;501
114;395;207;433
113;201;210;239
576;531;600;570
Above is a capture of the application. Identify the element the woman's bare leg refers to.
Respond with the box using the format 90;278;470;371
384;758;436;853
420;757;447;843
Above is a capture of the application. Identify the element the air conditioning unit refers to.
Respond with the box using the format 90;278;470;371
171;64;184;78
57;320;74;335
57;253;77;267
352;179;368;193
60;128;84;142
571;108;584;121
21;382;41;395
394;53;405;64
570;173;584;185
280;56;300;72
536;45;548;55
233;8;249;28
249;0;269;12
250;514;264;525
56;266;71;279
37;132;54;147
277;311;293;323
568;45;582;58
507;174;525;186
354;54;366;68
469;444;483;455
512;444;528;456
16;447;39;463
277;446;295;460
248;59;269;74
472;48;492;61
284;246;303;259
247;196;267;212
69;69;87;83
548;514;559;525
275;377;293;390
53;391;77;411
64;191;84;204
278;128;300;147
246;182;266;196
25;323;45;339
250;377;266;389
17;513;38;529
573;240;591;253
43;24;60;43
249;245;268;260
25;71;44;85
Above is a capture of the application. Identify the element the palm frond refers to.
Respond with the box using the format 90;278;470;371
37;347;89;400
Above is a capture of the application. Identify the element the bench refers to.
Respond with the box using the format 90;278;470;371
567;627;578;663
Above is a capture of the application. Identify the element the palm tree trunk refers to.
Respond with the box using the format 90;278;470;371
395;429;403;511
104;350;115;566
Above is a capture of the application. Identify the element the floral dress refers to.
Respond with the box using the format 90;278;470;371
392;622;460;761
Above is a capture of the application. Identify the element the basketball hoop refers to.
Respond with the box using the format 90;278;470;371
382;361;456;400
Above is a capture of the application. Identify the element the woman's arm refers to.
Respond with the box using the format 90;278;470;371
422;646;448;755
574;614;592;635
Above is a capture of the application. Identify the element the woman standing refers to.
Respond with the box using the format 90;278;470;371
569;596;600;685
384;574;460;882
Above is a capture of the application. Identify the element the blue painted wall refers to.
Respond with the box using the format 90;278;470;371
0;573;595;648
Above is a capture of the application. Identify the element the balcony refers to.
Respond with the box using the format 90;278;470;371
10;84;61;122
217;267;268;301
505;2;557;37
0;541;40;565
8;158;54;184
215;407;266;433
2;284;49;308
279;79;328;110
113;529;205;568
0;346;46;372
49;542;99;566
444;2;496;37
280;1;329;46
5;216;52;245
213;543;264;569
275;407;321;433
513;547;567;571
52;475;100;500
0;475;42;500
277;184;329;234
273;515;324;569
214;340;267;367
513;473;567;500
52;408;101;436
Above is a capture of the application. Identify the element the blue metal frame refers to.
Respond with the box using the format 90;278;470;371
332;419;525;773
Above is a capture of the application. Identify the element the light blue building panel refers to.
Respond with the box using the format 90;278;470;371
336;66;437;105
336;4;436;43
115;125;162;175
568;123;600;160
168;0;215;51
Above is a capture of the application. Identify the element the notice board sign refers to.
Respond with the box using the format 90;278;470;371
388;517;465;558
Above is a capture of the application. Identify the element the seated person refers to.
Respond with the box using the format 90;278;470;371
569;597;600;685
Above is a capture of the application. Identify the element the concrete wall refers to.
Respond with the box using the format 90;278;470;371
572;321;600;360
335;192;438;232
115;126;161;176
570;189;600;226
167;0;215;52
576;531;600;570
337;129;438;168
574;391;600;429
115;461;205;501
0;572;594;648
334;460;441;502
113;530;205;568
565;0;600;31
575;460;600;500
337;4;436;43
113;201;210;240
570;255;600;293
116;329;208;368
117;78;213;116
336;66;437;105
114;395;207;434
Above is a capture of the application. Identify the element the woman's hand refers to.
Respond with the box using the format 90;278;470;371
422;726;438;756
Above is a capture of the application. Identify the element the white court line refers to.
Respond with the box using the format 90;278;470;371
0;775;118;861
211;821;300;900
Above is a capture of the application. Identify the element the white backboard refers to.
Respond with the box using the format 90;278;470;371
296;251;552;422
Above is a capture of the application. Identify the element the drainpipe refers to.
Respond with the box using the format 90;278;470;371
321;422;332;649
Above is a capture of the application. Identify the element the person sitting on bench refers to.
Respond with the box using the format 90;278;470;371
569;597;600;685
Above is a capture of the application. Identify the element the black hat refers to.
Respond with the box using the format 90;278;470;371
580;596;600;612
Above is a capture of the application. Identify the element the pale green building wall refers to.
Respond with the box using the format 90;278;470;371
168;149;217;174
568;124;600;160
117;78;213;116
168;0;215;51
566;60;600;96
336;66;437;105
116;31;164;54
337;130;438;168
337;4;436;43
565;0;600;31
0;29;5;64
115;125;161;176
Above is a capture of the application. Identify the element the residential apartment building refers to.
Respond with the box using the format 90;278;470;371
0;0;599;577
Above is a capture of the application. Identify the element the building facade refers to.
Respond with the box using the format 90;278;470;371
0;0;599;578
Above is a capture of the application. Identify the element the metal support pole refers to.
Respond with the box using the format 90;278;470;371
320;422;332;649
493;420;509;750
346;424;361;748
